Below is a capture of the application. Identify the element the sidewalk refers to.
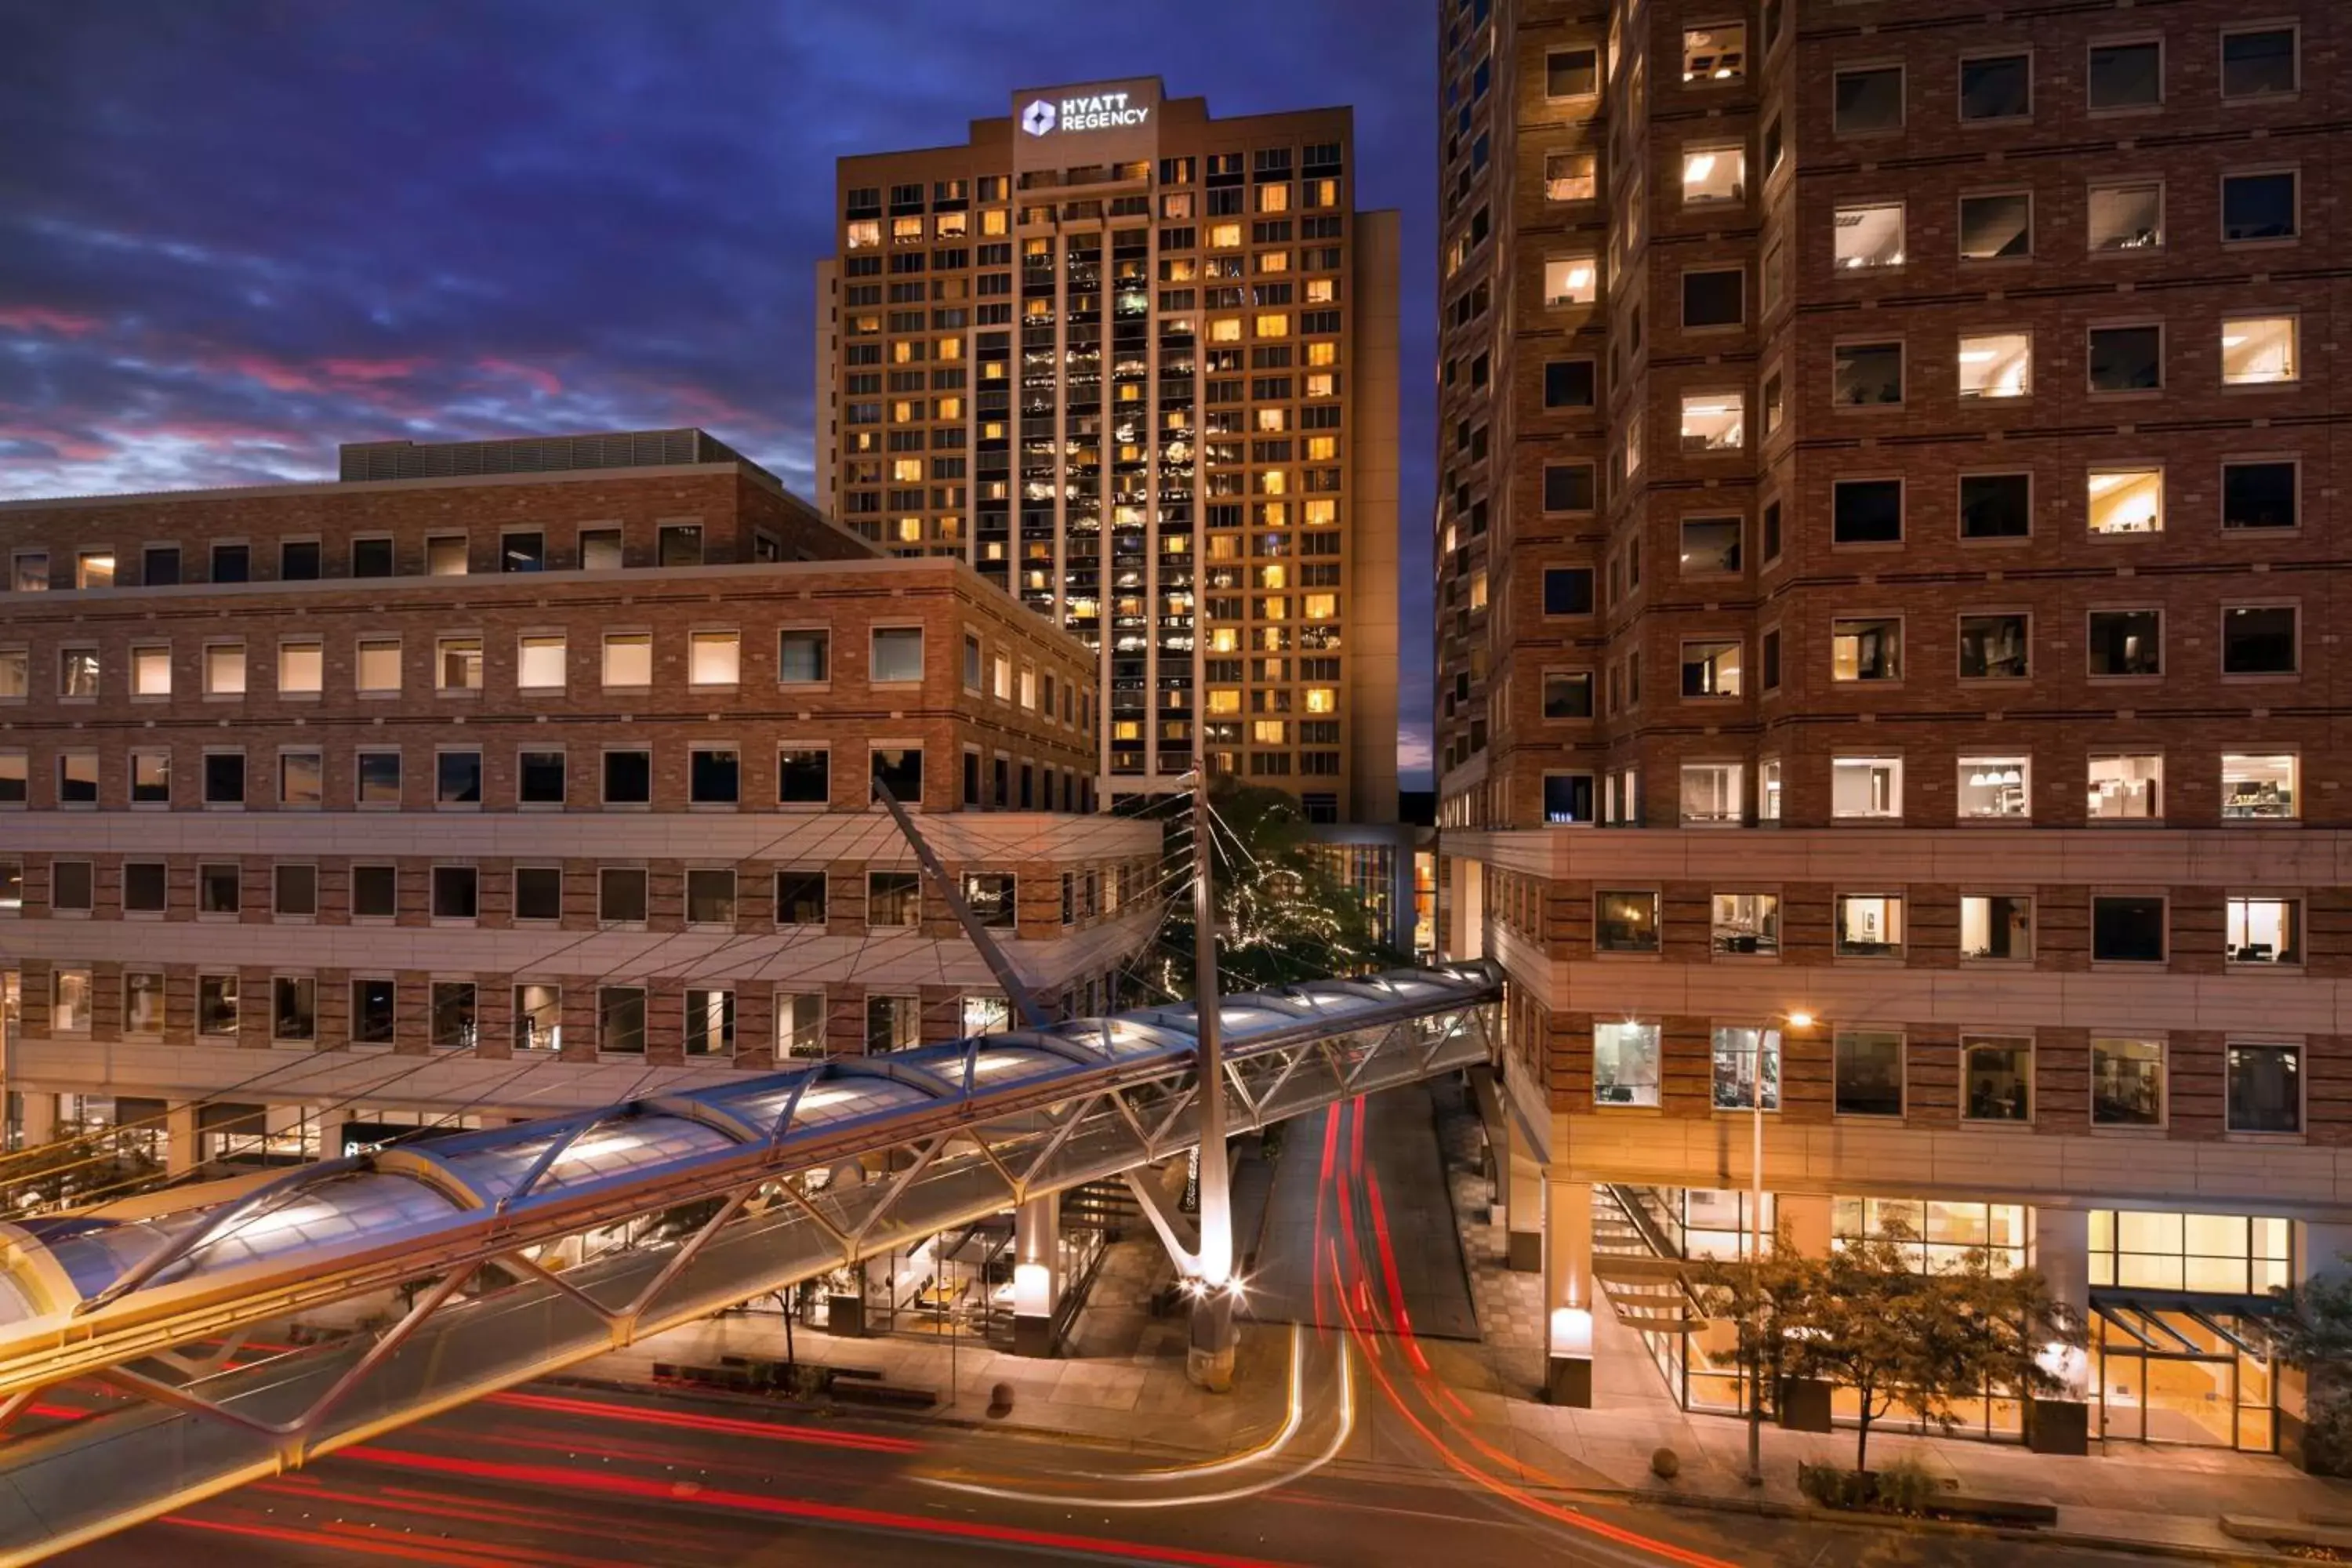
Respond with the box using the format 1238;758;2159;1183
1423;1074;2352;1557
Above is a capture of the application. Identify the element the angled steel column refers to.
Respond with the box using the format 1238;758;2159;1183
872;776;1047;1029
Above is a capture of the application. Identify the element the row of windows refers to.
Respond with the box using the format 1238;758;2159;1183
1581;885;2305;967
2;521;765;592
2;625;1092;731
2;861;1125;931
36;970;1004;1060
0;741;1102;815
1828;29;2303;138
1588;1022;2305;1137
1538;750;2296;828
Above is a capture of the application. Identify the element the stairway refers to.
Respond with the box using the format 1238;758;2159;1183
1590;1185;1708;1334
1059;1178;1141;1237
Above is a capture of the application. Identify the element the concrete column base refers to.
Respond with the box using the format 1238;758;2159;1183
1012;1312;1055;1359
1506;1228;1543;1273
1777;1377;1834;1433
1544;1354;1592;1408
1187;1290;1237;1393
2027;1398;2091;1456
825;1294;866;1338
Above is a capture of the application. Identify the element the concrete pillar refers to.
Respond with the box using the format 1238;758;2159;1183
1449;857;1484;960
165;1105;201;1177
2028;1206;2092;1455
16;1093;56;1149
2296;1221;2352;1285
1505;1149;1544;1272
310;1104;355;1160
1778;1192;1831;1258
1544;1178;1595;1407
1011;1192;1060;1358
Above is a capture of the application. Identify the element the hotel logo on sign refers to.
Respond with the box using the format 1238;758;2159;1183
1021;87;1151;137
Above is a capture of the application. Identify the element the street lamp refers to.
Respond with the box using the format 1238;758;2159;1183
1744;1007;1812;1487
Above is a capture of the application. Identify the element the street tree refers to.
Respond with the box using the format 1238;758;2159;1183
2272;1257;2352;1475
1690;1222;1813;1478
1150;777;1402;998
1780;1219;2069;1475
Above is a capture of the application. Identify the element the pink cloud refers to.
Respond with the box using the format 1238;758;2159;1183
225;354;322;393
477;357;564;396
0;307;103;336
320;356;426;381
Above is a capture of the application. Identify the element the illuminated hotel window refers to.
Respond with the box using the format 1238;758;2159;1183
1681;143;1745;205
2222;753;2296;820
1679;393;1744;452
847;220;880;249
1544;256;1598;307
2222;316;2297;383
2088;753;2162;819
1833;202;1904;269
1958;332;2031;398
2087;467;2162;534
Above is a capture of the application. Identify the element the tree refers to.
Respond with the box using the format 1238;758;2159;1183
2272;1258;2352;1475
1691;1222;1814;1480
1149;778;1403;999
1780;1220;2070;1474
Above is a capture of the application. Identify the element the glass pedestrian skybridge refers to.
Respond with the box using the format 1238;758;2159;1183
0;960;1500;1563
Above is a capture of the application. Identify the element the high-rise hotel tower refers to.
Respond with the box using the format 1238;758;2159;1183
817;80;1400;824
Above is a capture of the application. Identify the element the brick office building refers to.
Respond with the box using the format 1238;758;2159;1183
1434;0;2350;1456
0;430;1160;1170
814;78;1402;829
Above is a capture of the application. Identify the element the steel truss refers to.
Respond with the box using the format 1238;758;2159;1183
0;965;1500;1565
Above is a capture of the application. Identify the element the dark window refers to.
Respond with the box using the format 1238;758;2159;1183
1958;54;2031;121
868;871;921;929
203;752;245;804
435;750;482;805
358;750;401;804
353;979;397;1044
1834;66;1904;134
209;543;249;583
1833;341;1904;405
1959;474;2031;539
1761;629;1782;690
1542;673;1593;719
1761;499;1782;561
279;540;321;580
1682;268;1744;328
2227;1043;2301;1133
2088;611;2161;677
872;746;924;805
685;868;736;925
514;866;563;920
351;537;394;577
779;747;830;804
1835;1032;1905;1118
2091;895;2165;962
963;873;1016;929
1679;517;1740;575
2223;462;2297;530
2088;325;2161;391
1958;192;2031;260
141;545;180;586
2088;42;2161;110
1542;463;1595;512
1542;567;1594;615
1546;46;1598;96
2222;172;2297;242
690;748;739;804
502;532;546;572
433;982;477;1050
598;986;647;1054
352;865;397;918
2223;605;2297;673
603;750;652;804
124;861;166;912
430;865;477;920
1543;359;1595;408
53;860;95;912
776;871;829;927
657;524;702;566
519;750;565;804
2221;29;2296;99
1544;774;1595;824
599;867;648;924
779;630;829;682
1832;480;1903;544
1958;614;2030;679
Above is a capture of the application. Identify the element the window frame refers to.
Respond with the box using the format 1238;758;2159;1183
1832;1029;1907;1120
2219;601;2300;679
1960;1034;2035;1125
2223;1040;2303;1137
2089;891;2169;965
1832;62;1906;137
2085;34;2165;115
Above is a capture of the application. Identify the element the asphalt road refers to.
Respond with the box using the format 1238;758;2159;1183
45;1090;2180;1566
52;1378;2166;1568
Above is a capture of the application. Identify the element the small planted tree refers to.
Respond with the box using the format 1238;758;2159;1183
1782;1218;2069;1477
1690;1222;1814;1475
2272;1258;2352;1475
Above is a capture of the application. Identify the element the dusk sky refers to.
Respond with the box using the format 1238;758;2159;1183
0;1;1441;785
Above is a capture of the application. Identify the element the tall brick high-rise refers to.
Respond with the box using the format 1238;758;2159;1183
1436;0;2349;1458
816;79;1401;827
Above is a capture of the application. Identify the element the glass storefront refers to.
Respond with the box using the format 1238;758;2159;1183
2087;1209;2289;1452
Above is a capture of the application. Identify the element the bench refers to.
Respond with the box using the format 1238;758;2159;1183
1932;1496;2060;1529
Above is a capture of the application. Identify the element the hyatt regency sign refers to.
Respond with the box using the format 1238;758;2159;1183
1021;87;1152;137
